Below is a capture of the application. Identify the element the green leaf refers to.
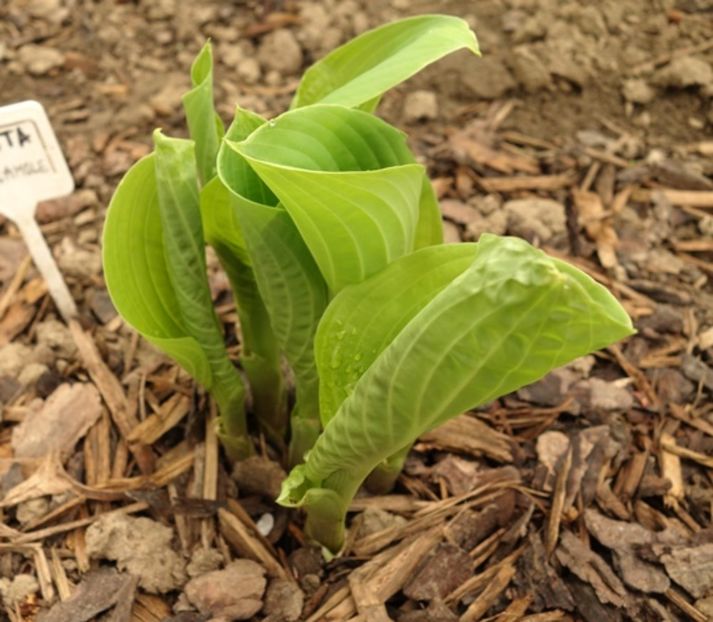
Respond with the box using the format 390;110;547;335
228;104;424;293
182;41;224;185
293;14;479;109
103;154;212;385
281;235;634;548
153;131;248;452
315;243;477;425
217;108;330;461
201;177;286;441
415;174;444;248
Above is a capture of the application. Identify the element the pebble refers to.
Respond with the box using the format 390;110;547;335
654;56;713;89
402;90;438;123
236;57;261;84
503;198;567;246
0;574;39;607
263;578;304;622
86;513;187;593
186;548;223;578
17;44;64;76
510;46;552;92
184;559;266;620
622;78;655;104
258;29;303;76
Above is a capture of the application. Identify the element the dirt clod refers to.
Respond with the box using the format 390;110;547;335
263;578;304;622
403;90;438;123
184;559;266;620
86;513;187;594
258;29;303;76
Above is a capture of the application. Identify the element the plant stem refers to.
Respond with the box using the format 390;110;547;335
242;352;287;446
212;360;253;460
303;469;365;553
364;443;411;494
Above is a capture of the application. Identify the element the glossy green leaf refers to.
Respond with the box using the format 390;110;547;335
293;14;479;109
151;131;248;447
103;154;212;385
182;41;224;185
217;108;330;461
415;174;443;248
228;105;425;293
281;235;634;549
316;243;478;425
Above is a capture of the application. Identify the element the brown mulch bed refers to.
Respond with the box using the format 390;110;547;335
1;1;713;621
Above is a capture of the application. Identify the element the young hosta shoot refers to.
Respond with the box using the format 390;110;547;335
103;14;634;549
279;235;634;552
103;132;251;459
216;109;329;464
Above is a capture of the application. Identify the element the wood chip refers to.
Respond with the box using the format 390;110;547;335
69;320;154;473
478;173;574;193
418;414;513;463
460;561;516;622
12;383;102;460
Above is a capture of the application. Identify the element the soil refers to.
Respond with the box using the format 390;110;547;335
1;0;713;621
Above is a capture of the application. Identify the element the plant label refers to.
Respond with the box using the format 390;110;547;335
0;100;77;321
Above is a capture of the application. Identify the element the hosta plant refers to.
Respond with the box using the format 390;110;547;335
102;14;634;551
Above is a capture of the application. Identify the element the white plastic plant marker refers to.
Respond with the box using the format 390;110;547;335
0;100;77;322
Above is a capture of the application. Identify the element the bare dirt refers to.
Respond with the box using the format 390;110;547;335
1;0;713;621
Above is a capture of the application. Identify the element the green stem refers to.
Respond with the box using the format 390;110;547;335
302;469;365;553
212;359;253;460
242;352;287;446
218;248;288;446
364;443;411;494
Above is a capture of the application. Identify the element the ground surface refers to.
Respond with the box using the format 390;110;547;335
1;0;713;621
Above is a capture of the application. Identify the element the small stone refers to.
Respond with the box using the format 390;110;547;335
187;548;223;578
518;367;579;407
462;56;516;99
510;46;551;92
149;74;189;116
258;29;303;76
297;3;331;54
27;0;69;23
56;238;102;279
35;319;77;358
237;57;261;84
504;198;567;246
86;513;187;593
576;377;633;411
288;546;323;580
465;210;508;240
16;497;49;525
0;574;39;606
184;559;266;620
0;343;34;378
263;578;304;622
402;90;438;123
654;56;713;89
17;44;64;76
403;543;472;600
622;79;655;104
